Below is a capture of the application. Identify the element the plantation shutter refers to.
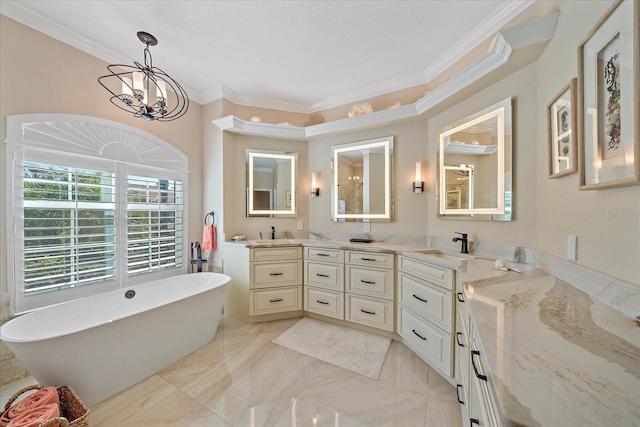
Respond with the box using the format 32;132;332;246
22;161;117;295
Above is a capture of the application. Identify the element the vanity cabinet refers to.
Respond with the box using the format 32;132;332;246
397;255;455;378
304;247;345;319
455;281;501;426
223;244;303;322
345;250;395;332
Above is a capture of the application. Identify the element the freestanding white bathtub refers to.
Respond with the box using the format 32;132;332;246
0;272;230;406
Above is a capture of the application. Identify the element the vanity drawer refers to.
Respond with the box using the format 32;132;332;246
346;266;394;300
398;255;454;291
345;294;394;331
346;250;394;269
398;272;453;331
305;247;344;263
398;305;452;376
304;286;344;319
305;261;344;291
250;286;302;315
251;260;302;288
250;247;302;262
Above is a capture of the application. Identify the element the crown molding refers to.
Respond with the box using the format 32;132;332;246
213;10;558;141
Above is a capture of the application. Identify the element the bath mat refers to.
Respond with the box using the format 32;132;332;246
272;317;391;379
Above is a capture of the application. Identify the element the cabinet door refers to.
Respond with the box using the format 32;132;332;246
305;261;344;291
250;286;302;315
346;266;394;300
346;250;394;269
345;294;394;331
251;247;302;261
398;272;453;330
397;305;452;376
304;286;344;319
251;260;302;288
398;255;454;290
305;247;344;263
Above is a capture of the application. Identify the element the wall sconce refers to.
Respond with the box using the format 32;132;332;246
413;162;424;193
311;172;320;197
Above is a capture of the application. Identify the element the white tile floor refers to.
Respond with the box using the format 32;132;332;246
1;316;462;426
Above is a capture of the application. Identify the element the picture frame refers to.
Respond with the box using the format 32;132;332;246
578;0;639;189
548;78;578;178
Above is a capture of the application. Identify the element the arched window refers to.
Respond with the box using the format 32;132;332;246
5;114;189;313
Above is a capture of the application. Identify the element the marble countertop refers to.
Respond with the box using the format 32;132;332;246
459;260;640;427
224;238;640;426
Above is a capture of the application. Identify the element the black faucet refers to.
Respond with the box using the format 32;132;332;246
271;226;276;240
190;241;207;272
452;232;469;254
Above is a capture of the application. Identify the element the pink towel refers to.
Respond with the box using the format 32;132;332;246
202;224;217;252
1;387;59;427
6;403;60;427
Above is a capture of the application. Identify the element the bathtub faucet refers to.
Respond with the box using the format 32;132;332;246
452;232;469;254
190;242;208;272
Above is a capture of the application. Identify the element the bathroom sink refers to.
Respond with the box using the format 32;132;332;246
253;239;295;244
414;250;471;267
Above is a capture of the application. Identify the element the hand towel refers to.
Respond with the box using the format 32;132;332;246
202;224;217;252
1;387;59;427
6;403;60;427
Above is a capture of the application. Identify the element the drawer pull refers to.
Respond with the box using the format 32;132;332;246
269;298;284;303
360;257;376;262
269;272;284;276
412;329;427;341
360;309;376;315
456;384;464;405
316;253;330;257
316;273;330;278
456;292;465;303
412;294;428;303
316;299;329;305
360;279;376;284
456;332;465;347
471;350;488;381
470;418;480;426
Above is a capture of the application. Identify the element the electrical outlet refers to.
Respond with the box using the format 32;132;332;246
567;235;577;261
296;221;304;231
363;222;371;233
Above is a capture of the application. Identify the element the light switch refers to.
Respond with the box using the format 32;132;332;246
297;221;304;231
567;235;577;261
363;222;371;233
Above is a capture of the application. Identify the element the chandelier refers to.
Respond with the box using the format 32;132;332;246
98;31;189;122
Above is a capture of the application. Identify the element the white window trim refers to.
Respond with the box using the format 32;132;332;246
5;114;189;314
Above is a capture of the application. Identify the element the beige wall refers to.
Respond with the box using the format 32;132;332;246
0;17;204;300
533;0;639;284
2;0;639;307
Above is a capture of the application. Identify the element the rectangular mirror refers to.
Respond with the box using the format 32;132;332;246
246;150;297;217
438;98;512;221
331;136;394;222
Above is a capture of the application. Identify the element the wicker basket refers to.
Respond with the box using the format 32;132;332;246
3;384;90;427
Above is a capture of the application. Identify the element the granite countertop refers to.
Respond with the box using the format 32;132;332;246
459;260;640;427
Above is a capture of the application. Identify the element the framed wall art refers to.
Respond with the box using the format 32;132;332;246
548;78;578;178
578;0;639;189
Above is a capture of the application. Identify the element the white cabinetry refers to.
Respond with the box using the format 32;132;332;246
223;244;302;322
397;255;455;378
455;281;501;426
304;247;345;319
345;250;395;332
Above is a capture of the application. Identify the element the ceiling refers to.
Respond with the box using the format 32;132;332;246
1;0;539;113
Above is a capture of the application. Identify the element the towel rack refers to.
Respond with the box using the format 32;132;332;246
204;211;216;225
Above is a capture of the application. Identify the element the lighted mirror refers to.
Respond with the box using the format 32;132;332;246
331;136;394;222
438;98;512;221
246;150;297;217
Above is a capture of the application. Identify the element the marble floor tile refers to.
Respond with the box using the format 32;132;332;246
2;316;462;427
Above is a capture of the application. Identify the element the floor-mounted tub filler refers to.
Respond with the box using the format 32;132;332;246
0;272;230;406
